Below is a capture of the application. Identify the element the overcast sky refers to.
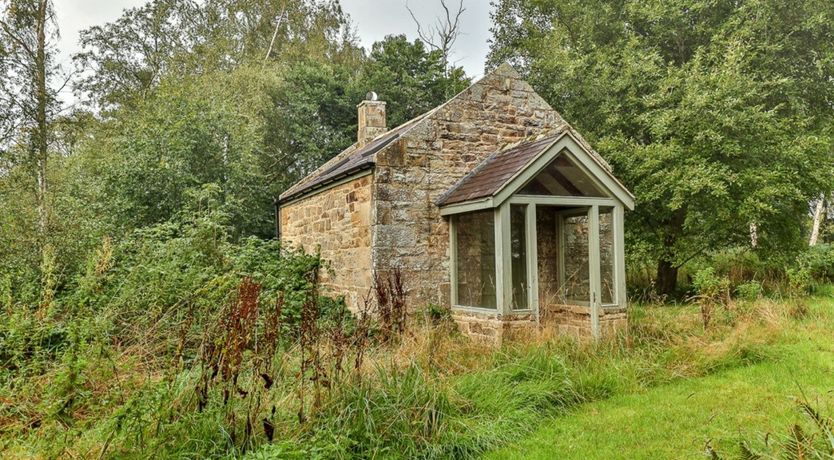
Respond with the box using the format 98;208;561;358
54;0;493;92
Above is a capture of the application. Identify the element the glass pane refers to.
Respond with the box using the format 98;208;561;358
563;214;590;303
600;208;616;305
536;206;559;308
456;210;497;308
510;205;528;310
520;151;605;197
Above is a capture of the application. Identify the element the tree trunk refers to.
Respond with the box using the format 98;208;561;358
656;258;678;296
809;194;826;246
34;0;48;238
655;207;686;296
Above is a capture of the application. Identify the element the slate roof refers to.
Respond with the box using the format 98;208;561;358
436;133;564;206
279;112;430;202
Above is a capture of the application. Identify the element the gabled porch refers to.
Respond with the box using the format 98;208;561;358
438;130;635;343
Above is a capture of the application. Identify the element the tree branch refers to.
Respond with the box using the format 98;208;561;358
0;18;36;60
263;3;287;64
405;0;465;72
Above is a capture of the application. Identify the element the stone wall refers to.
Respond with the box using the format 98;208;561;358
542;304;627;339
279;174;373;310
372;63;568;310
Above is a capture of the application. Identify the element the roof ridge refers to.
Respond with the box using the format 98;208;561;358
287;142;359;190
280;62;535;202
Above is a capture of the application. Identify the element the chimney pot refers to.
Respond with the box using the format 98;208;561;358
357;95;386;147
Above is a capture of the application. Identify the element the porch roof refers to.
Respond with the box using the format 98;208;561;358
436;133;564;206
436;129;635;210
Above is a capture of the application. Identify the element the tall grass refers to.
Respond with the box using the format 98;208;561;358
1;291;816;459
241;296;801;459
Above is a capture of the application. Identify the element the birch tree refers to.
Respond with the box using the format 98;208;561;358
0;0;59;238
810;194;831;246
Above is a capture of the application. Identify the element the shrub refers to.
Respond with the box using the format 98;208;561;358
693;268;731;300
692;267;731;328
796;244;834;284
735;281;763;302
787;267;813;297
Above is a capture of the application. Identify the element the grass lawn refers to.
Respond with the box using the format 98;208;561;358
487;295;834;459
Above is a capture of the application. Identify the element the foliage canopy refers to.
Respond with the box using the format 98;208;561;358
488;0;834;292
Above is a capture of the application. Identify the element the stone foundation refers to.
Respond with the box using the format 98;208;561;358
451;309;538;346
543;304;628;339
453;304;627;345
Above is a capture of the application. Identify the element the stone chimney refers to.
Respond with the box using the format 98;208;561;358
357;92;386;147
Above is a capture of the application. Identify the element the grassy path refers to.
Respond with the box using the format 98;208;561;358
487;301;834;459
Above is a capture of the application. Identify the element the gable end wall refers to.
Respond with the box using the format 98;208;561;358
372;65;568;309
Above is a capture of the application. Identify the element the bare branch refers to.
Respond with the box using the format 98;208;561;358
263;3;288;64
405;2;436;50
405;0;465;73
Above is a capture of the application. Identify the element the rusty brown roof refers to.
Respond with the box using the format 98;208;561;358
436;133;563;206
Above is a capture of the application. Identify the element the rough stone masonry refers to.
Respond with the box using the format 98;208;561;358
280;63;627;344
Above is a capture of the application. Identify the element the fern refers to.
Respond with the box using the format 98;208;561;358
784;424;809;460
798;399;834;454
739;441;761;460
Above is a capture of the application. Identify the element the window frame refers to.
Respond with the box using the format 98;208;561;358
449;209;500;311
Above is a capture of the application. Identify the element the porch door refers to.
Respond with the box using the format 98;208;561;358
509;204;595;321
507;203;614;339
558;205;604;338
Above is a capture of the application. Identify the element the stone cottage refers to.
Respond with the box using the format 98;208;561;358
278;63;635;342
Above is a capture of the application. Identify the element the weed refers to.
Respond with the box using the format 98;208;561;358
692;267;731;329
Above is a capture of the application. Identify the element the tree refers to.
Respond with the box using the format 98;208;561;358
488;0;834;294
0;0;60;238
74;0;359;112
810;194;832;247
406;0;465;76
356;35;470;127
73;0;199;112
83;67;279;237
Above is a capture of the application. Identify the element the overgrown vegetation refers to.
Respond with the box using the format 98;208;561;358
1;0;833;458
1;227;821;458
